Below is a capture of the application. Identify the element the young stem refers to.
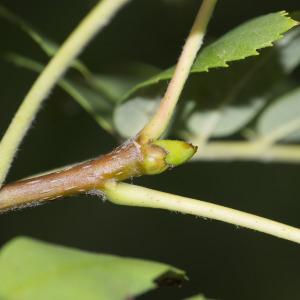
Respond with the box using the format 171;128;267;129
138;0;217;143
105;182;300;244
192;141;300;163
0;0;131;187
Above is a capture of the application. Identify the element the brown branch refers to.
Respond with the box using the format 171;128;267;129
0;141;143;211
0;139;192;212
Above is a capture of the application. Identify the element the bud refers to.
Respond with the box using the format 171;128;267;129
153;140;197;167
141;140;197;175
141;144;168;175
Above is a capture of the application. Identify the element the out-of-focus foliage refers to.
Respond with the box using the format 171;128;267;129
0;3;299;300
1;8;299;140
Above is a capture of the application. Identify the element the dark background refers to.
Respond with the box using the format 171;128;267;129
0;1;299;299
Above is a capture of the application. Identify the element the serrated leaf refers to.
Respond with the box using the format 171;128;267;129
184;18;300;140
257;87;300;142
113;12;299;139
191;11;298;71
5;53;115;134
0;237;186;300
124;11;298;100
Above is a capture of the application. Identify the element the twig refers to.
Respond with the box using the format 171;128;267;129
105;182;300;244
0;139;195;212
192;141;300;163
0;0;131;187
138;0;217;143
0;142;141;212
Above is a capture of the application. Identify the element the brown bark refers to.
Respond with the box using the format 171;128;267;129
0;141;143;212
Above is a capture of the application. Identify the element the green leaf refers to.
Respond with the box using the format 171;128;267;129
124;11;298;99
256;87;300;142
5;53;115;134
113;12;298;139
183;21;300;140
0;237;186;300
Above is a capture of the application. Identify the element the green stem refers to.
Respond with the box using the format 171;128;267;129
0;0;131;187
139;0;217;143
105;182;300;244
192;141;300;163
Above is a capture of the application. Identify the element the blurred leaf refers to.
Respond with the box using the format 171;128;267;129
113;12;299;139
0;237;186;300
257;87;300;142
183;18;300;140
2;6;299;141
0;5;163;137
86;63;161;103
276;23;300;73
124;11;298;99
184;61;296;140
114;96;160;138
5;53;115;134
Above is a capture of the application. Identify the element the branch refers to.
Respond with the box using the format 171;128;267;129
0;140;195;212
138;0;217;143
104;182;300;244
191;141;300;163
0;0;131;187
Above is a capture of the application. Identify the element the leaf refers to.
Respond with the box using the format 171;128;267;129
5;53;115;134
184;19;300;140
276;22;300;73
184;64;296;140
114;96;160;138
86;63;161;103
113;12;299;139
0;237;186;300
124;11;298;99
256;87;300;142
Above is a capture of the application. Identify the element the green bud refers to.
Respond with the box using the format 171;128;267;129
141;140;197;175
141;144;168;175
153;140;197;167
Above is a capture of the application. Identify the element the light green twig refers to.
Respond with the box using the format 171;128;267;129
0;0;131;187
139;0;217;142
192;140;300;163
105;182;300;244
